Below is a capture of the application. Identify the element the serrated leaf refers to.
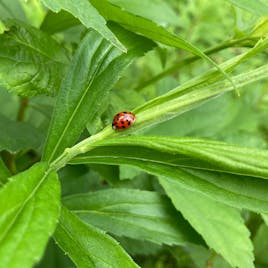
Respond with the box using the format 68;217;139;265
0;20;69;96
159;176;254;268
227;0;268;16
90;0;235;90
54;206;139;268
71;136;268;214
0;114;43;153
43;27;155;162
0;162;60;268
63;189;201;246
40;0;126;52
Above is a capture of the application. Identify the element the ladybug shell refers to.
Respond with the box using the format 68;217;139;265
112;111;136;130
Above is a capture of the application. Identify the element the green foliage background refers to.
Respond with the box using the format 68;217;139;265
0;0;268;267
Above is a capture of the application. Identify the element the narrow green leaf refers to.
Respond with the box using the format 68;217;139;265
108;0;180;26
54;206;139;268
0;114;43;153
63;189;202;246
90;0;235;90
40;10;80;34
74;136;268;179
0;162;60;268
0;157;10;185
227;0;268;16
133;38;268;115
71;136;268;214
43;27;154;162
133;63;268;132
40;0;126;52
44;40;268;171
55;61;268;172
159;176;254;268
0;20;69;96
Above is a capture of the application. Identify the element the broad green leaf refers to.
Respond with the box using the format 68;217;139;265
159;177;254;268
71;136;268;214
0;20;69;96
40;0;126;52
63;189;202;246
227;0;268;16
54;206;139;268
0;162;60;268
0;0;27;22
43;27;155;163
90;0;235;90
108;0;179;26
0;114;43;153
0;157;10;185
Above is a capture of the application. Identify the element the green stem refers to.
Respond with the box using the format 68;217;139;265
48;63;268;172
17;97;29;121
49;126;114;171
135;37;258;91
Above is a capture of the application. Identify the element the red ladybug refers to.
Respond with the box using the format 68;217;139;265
112;111;136;130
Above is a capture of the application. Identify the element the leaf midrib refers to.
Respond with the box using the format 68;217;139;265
72;155;268;206
47;43;114;162
72;210;183;243
8;34;67;65
58;219;114;267
0;169;50;244
74;154;268;179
